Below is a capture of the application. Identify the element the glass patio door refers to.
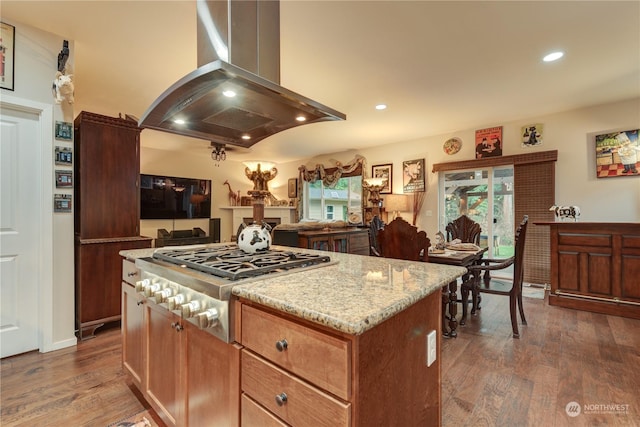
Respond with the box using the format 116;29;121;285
439;166;514;276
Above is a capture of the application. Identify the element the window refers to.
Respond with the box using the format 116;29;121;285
326;205;334;219
303;176;362;221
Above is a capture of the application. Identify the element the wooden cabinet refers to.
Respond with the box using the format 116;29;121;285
237;291;442;427
145;301;184;427
297;228;369;255
74;111;151;339
121;260;145;389
537;222;640;319
121;258;241;427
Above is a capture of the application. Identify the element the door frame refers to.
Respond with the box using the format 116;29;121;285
1;94;54;353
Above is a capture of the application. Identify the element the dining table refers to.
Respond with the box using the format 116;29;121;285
428;246;488;337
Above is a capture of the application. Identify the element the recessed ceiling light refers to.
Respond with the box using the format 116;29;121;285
375;104;387;110
241;135;251;140
222;90;236;97
296;115;306;122
543;51;564;62
174;119;185;125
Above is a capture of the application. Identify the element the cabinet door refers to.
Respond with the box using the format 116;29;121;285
348;231;370;255
146;302;183;427
75;112;141;239
185;323;241;427
122;283;145;389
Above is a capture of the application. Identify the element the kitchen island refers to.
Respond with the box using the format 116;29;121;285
120;245;466;427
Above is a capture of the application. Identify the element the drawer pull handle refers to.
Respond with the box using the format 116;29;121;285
275;339;288;352
275;392;288;406
127;271;138;277
136;300;144;306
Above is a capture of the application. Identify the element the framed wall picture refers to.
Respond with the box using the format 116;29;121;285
54;194;72;213
371;163;392;194
475;126;503;159
55;146;73;165
595;129;639;178
288;178;298;198
402;158;425;193
1;22;16;91
521;123;543;147
55;170;73;188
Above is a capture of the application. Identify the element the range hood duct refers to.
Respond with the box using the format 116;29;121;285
139;0;345;148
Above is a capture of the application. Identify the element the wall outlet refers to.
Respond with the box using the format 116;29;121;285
426;330;437;367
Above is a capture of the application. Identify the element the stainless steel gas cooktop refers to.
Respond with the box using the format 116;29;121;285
152;244;332;281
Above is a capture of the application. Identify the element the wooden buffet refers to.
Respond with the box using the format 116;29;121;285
297;228;370;255
535;222;640;319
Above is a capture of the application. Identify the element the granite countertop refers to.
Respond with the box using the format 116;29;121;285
120;245;466;336
232;249;466;335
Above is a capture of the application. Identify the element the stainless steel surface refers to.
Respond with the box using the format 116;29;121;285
139;0;345;148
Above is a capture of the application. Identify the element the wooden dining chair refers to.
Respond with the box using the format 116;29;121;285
445;214;482;245
375;217;430;261
461;215;529;338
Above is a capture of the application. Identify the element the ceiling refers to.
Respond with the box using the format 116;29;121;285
3;1;639;163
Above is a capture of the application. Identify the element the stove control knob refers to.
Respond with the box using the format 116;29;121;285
181;300;201;318
154;287;175;304
135;279;151;293
166;294;186;310
144;283;162;298
197;308;219;329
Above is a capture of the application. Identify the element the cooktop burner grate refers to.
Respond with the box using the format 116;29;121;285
153;244;332;280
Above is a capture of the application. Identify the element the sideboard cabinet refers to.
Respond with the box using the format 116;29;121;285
536;222;640;319
74;112;151;339
297;228;370;255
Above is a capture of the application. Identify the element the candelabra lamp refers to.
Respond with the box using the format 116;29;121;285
363;177;387;217
243;161;278;222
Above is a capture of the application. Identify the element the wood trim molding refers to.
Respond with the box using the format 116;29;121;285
432;150;558;172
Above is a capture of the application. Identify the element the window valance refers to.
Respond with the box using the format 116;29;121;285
299;155;366;188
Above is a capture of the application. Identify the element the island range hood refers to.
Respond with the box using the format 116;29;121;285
138;0;345;149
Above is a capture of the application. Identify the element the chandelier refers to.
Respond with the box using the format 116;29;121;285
211;143;226;165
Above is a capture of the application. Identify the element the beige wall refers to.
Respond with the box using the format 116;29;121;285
140;97;639;242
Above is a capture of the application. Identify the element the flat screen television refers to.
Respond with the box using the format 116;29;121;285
140;174;211;219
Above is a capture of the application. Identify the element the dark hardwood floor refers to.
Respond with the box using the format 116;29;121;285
1;293;639;426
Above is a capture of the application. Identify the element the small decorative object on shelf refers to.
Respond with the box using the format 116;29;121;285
432;231;446;253
550;205;580;222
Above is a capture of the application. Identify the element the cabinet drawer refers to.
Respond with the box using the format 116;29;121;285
242;350;350;427
241;304;351;400
241;393;289;427
122;259;141;285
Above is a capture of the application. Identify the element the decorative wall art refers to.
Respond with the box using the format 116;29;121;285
55;121;73;140
1;22;16;91
55;170;73;188
402;158;425;193
54;194;72;213
55;146;73;165
288;178;298;198
475;126;503;159
371;163;392;194
521;123;543;147
443;137;462;155
595;129;640;178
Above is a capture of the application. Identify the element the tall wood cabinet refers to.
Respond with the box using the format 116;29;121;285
74;111;151;339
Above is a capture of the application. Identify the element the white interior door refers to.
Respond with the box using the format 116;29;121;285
0;105;41;358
